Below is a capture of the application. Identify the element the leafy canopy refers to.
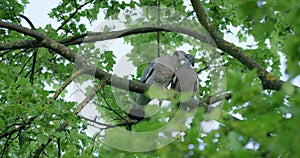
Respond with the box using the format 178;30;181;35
0;0;299;157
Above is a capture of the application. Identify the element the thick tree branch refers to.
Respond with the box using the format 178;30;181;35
190;0;282;90
0;20;150;94
0;19;294;92
0;25;212;51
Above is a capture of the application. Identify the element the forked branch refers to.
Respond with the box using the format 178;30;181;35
190;0;282;90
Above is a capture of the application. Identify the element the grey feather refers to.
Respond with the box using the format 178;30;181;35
172;54;199;110
128;51;186;121
140;62;155;83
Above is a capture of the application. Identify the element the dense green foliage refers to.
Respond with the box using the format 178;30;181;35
0;0;299;157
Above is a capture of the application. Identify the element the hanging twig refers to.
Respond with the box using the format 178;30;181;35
157;0;161;57
16;50;34;81
18;14;39;85
29;49;38;84
57;138;61;158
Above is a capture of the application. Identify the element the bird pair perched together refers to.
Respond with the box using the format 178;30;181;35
128;51;199;121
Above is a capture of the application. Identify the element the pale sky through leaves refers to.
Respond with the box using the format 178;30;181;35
0;1;295;155
22;0;300;88
22;1;299;135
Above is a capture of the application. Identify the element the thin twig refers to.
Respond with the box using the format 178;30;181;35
33;137;53;158
19;14;36;30
80;115;117;128
52;68;91;100
29;49;38;84
179;11;195;24
34;80;106;157
16;50;33;81
75;80;107;114
56;0;94;31
19;13;38;84
157;0;161;57
57;138;61;158
98;92;128;121
197;63;227;74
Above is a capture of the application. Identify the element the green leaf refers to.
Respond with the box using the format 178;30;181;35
37;133;49;145
226;131;243;151
147;85;167;100
103;25;111;32
282;82;296;95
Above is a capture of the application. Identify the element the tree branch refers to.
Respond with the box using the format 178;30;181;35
80;115;117;128
1;20;295;92
0;116;36;140
204;93;232;105
56;0;94;31
190;0;282;90
0;20;150;94
52;68;91;100
29;49;38;84
0;25;212;51
19;14;36;30
34;80;105;157
75;80;106;114
16;50;33;81
33;134;54;158
57;138;61;158
96;93;128;122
